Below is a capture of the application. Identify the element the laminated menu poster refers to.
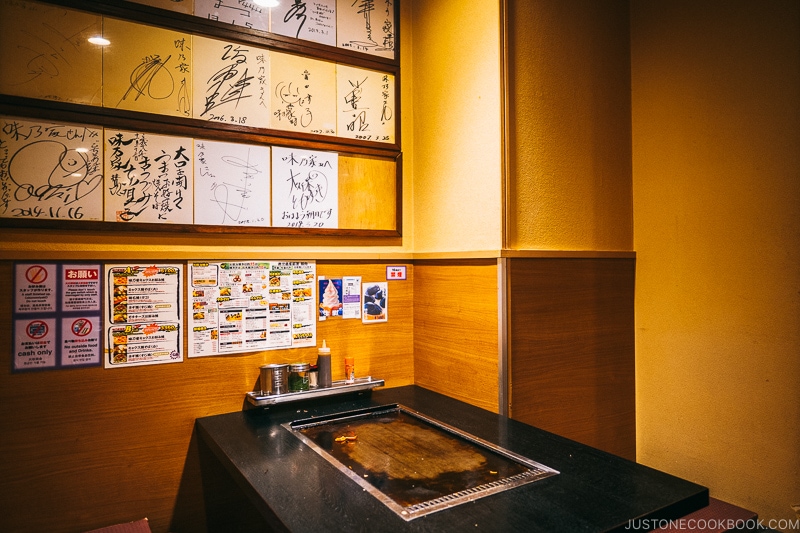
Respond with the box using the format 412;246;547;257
318;276;362;320
188;261;316;357
104;264;183;368
13;263;103;371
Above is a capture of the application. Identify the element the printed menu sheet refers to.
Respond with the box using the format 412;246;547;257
189;261;316;357
104;264;183;368
13;262;103;371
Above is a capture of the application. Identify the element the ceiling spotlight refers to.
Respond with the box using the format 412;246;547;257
253;0;279;6
88;36;110;46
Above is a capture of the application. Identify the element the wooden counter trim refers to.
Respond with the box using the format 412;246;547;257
0;246;635;262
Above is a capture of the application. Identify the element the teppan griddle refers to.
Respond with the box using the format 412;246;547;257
284;404;558;521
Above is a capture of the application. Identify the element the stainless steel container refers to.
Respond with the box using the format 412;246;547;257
260;363;289;395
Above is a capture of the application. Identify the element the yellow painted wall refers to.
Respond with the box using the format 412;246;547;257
505;0;633;251
631;0;800;524
410;0;503;253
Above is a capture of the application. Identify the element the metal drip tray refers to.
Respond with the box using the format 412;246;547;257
284;404;558;521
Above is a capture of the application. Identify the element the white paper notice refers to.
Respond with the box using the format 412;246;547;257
15;263;58;314
188;260;316;357
272;146;338;228
13;262;103;371
194;140;271;227
62;265;102;312
14;317;57;370
342;276;362;319
104;264;183;367
61;315;101;366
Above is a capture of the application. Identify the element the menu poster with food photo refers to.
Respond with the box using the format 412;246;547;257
104;264;183;368
284;261;317;347
12;262;103;371
318;277;342;320
362;281;387;323
188;260;316;357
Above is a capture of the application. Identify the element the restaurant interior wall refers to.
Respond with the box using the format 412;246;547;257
631;0;800;524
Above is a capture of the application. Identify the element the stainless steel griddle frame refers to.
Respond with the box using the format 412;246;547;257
283;404;559;521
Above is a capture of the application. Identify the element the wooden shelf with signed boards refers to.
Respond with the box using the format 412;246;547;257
0;0;401;237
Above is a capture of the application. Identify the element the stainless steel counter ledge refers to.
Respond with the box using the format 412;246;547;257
195;386;707;532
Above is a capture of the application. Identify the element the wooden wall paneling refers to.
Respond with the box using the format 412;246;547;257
314;262;414;386
508;258;635;460
337;155;398;231
0;0;402;238
0;260;413;533
413;260;500;413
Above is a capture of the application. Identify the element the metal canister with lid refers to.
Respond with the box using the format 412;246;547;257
288;363;311;392
260;363;289;395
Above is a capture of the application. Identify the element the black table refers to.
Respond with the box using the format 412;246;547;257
195;386;707;532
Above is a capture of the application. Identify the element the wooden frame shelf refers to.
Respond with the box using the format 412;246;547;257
0;0;402;237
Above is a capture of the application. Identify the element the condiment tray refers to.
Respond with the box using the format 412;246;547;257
246;376;384;407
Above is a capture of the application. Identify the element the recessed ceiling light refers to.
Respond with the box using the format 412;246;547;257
253;0;279;6
88;36;110;46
